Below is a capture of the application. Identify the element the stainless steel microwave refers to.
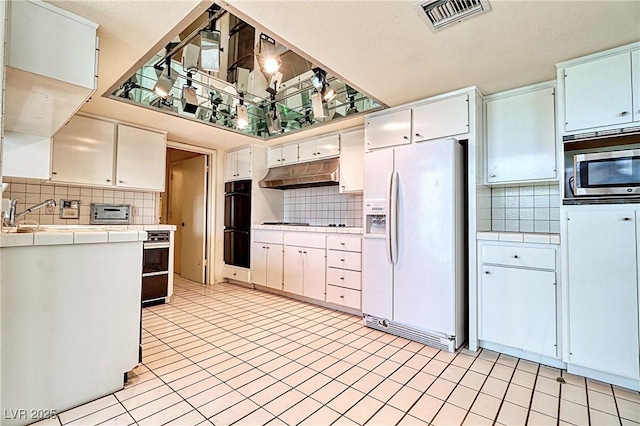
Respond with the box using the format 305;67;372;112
572;149;640;196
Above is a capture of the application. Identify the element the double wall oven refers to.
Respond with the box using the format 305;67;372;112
224;180;252;268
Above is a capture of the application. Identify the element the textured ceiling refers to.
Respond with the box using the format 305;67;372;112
47;0;640;151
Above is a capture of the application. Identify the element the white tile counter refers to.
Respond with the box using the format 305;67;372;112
253;224;363;234
0;228;147;247
477;231;560;244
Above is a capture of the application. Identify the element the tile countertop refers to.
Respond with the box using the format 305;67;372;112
477;231;560;245
253;224;364;234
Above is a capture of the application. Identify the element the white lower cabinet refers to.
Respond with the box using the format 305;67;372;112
283;233;326;301
566;209;640;380
222;265;250;283
480;265;557;357
251;230;283;289
478;241;558;359
326;235;362;310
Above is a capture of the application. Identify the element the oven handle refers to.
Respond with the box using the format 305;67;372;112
143;242;171;249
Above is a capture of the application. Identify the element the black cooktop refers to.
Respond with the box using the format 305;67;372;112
263;222;310;226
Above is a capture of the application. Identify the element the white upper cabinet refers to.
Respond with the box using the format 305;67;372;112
267;144;299;167
225;147;252;181
267;147;283;168
5;1;98;138
563;50;635;132
2;132;51;180
633;50;640;123
339;128;364;193
52;115;115;186
365;109;412;150
299;134;339;162
51;115;167;190
485;84;556;184
115;124;166;191
413;93;469;142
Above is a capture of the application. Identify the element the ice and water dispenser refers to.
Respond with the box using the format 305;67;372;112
364;199;387;235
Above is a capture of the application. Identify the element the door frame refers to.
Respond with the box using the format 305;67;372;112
166;141;217;285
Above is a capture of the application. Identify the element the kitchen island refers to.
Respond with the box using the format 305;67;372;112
0;228;146;426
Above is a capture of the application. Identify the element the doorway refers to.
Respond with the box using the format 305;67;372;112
161;146;213;284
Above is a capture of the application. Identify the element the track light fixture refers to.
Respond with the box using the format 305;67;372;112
153;65;176;98
236;94;249;129
200;30;221;72
181;72;199;114
255;33;281;80
310;67;337;103
311;90;329;118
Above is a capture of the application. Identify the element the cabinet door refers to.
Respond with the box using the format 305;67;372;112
365;109;411;150
486;87;556;183
116;125;166;191
281;144;298;165
303;247;326;301
298;140;317;162
236;147;252;179
52;115;114;186
267;147;282;168
2;132;51;179
413;94;469;142
564;52;633;131
567;210;639;379
632;50;640;123
251;243;267;286
224;151;237;181
316;134;340;159
283;246;304;295
480;266;557;357
265;244;283;289
339;128;364;193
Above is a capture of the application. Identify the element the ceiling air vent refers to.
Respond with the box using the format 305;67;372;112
416;0;491;31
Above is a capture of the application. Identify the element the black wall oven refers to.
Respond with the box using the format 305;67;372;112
142;231;170;307
224;180;251;268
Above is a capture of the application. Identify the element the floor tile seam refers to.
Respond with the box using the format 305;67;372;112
522;361;541;425
141;353;216;424
455;357;495;425
63;399;130;426
482;353;519;426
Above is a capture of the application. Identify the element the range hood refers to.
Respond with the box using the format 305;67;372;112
259;158;340;189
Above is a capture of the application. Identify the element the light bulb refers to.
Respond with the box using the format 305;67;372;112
263;57;280;74
236;104;249;129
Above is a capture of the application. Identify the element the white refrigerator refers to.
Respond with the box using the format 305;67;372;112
362;138;466;352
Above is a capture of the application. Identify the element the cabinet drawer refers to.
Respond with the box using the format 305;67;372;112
327;250;362;271
327;235;362;252
482;244;555;270
223;266;250;282
326;285;361;310
284;232;326;249
253;230;284;244
327;268;361;290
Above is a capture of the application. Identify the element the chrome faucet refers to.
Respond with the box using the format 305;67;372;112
3;199;56;226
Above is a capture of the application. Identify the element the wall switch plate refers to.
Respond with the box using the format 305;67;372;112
59;199;80;219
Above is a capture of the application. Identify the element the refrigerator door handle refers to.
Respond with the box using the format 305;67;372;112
385;171;393;264
390;170;399;265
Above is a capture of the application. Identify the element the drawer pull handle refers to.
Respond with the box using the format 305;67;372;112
623;217;632;221
340;277;344;280
340;295;345;298
298;250;302;253
620;111;630;116
340;259;345;262
485;271;490;274
303;251;307;254
513;255;519;259
403;136;409;140
415;133;423;138
340;242;345;246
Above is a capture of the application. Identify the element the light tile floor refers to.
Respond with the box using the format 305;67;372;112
43;276;638;426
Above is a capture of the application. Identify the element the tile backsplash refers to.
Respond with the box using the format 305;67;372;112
2;177;158;225
284;186;363;227
490;183;561;233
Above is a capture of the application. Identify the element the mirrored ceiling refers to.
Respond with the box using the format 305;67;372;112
109;5;384;140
